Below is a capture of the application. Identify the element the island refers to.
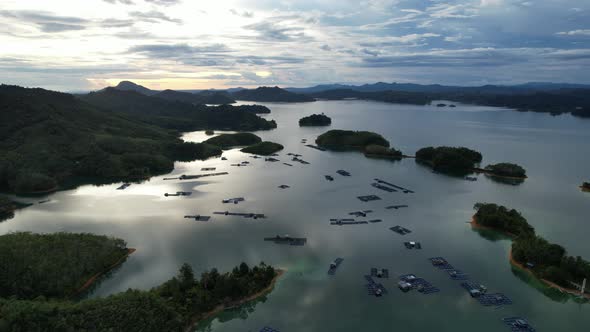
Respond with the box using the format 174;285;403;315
0;85;225;195
415;146;482;175
581;182;590;192
299;114;332;126
203;133;262;149
241;141;284;155
205;130;215;136
363;144;403;160
481;162;527;179
472;203;590;299
316;129;390;150
0;231;281;331
232;86;315;103
214;104;271;114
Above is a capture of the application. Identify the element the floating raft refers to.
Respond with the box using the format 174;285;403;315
165;172;229;180
214;211;266;219
461;282;511;306
447;269;469;280
390;225;412;235
264;235;307;246
398;274;439;294
385;205;409;210
369;219;382;223
502;317;536;332
325;175;334;181
357;195;381;202
330;218;355;222
371;183;397;192
117;183;131;190
38;199;51;204
349;210;372;217
164;191;192;197
278;185;290;189
260;327;280;332
337;170;351;176
370;268;389;278
328;258;344;275
374;178;414;193
201;167;216;171
429;257;454;270
464;176;478;181
250;155;261;159
222;197;245;204
184;215;211;221
292;157;310;164
265;157;280;162
365;275;388;297
330;220;368;225
286;153;302;157
221;157;227;160
305;144;327;151
283;163;293;166
404;241;422;249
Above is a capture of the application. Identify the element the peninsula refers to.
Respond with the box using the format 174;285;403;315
241;141;284;155
299;114;332;126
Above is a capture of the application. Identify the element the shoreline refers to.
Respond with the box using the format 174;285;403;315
184;269;285;332
72;248;136;298
471;215;588;300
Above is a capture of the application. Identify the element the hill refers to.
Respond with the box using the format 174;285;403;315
0;85;221;194
154;89;235;105
232;86;314;103
80;88;276;131
112;81;157;96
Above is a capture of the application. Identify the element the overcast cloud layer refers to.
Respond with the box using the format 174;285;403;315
0;0;589;91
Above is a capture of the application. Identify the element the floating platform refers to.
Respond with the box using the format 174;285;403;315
117;183;131;190
447;269;469;280
278;185;290;189
502;317;535;332
184;215;211;221
38;199;51;204
357;195;381;202
283;163;293;166
222;197;245;204
286;153;302;157
404;241;422;249
201;167;216;171
164;191;192;197
477;293;512;306
374;179;414;193
325;175;334;181
260;327;280;332
398;274;439;294
214;211;266;219
368;219;382;223
390;225;412;235
250;155;261;159
330;220;368;225
264;235;307;246
221;157;227;160
337;170;351;176
461;281;488;297
330;218;355;222
429;257;454;270
365;275;388;297
305;144;327;151
370;268;389;278
464;176;478;181
164;172;229;180
328;258;344;275
371;183;397;192
292;157;310;164
349;210;372;217
265;157;280;162
385;205;409;210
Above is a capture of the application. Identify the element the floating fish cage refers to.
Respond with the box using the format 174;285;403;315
328;258;344;275
357;195;381;202
370;268;389;278
428;257;454;270
502;317;535;332
390;225;412;235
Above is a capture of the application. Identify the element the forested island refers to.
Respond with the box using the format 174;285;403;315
316;130;390;150
415;146;482;175
0;232;279;332
482;163;527;179
241;142;284;155
472;203;590;297
363;144;403;160
299;114;332;126
232;86;315;103
0;84;279;195
203;133;262;149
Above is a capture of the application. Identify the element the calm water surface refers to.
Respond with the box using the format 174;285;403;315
2;100;590;331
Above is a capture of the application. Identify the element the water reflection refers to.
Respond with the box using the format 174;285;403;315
195;295;269;332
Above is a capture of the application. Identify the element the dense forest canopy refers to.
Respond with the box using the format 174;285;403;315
299;114;332;126
0;232;129;299
232;86;315;103
203;133;262;149
213;104;271;114
240;141;284;155
485;163;527;178
473;203;590;289
415;146;482;175
316;130;390;150
364;144;403;159
0;85;222;194
153;89;236;105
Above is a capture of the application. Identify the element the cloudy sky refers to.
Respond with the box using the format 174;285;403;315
1;0;589;91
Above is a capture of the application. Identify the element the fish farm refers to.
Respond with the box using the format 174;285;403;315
222;197;245;204
404;241;422;249
371;182;397;192
325;175;334;181
365;275;388;297
183;215;211;221
398;274;440;294
330;220;368;225
373;178;414;193
357;195;381;202
370;268;389;278
502;317;536;332
429;257;455;270
305;144;327;151
328;258;344;275
213;211;266;219
390;225;412;235
260;327;280;332
349;210;373;217
164;191;192;197
278;185;290;189
264;235;307;246
385;205;409;210
337;170;351;176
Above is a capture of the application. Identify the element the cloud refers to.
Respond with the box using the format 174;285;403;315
320;44;331;51
0;10;89;32
128;10;182;24
102;0;134;4
556;29;590;36
129;43;231;58
230;9;254;18
244;20;309;41
144;0;182;6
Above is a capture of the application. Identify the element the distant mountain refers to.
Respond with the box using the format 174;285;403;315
113;81;157;96
232;86;314;103
153;89;235;105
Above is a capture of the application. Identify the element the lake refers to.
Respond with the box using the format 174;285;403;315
2;100;589;331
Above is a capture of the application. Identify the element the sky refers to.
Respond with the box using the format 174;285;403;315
0;0;589;91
